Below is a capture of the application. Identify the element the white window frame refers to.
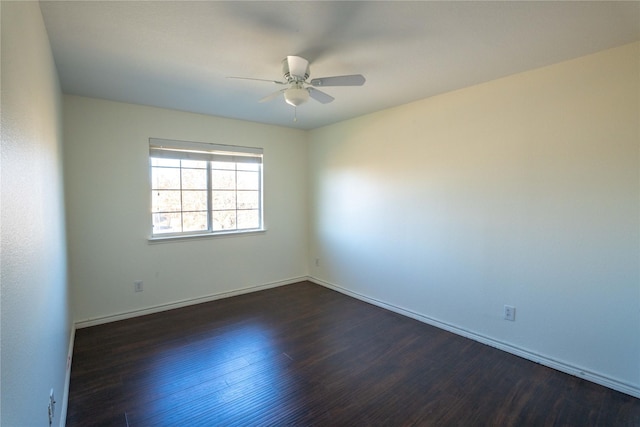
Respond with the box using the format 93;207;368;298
148;138;264;241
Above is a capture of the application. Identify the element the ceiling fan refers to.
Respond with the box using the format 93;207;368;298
229;56;365;107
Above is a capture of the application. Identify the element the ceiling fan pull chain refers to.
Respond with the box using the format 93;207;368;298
294;107;298;122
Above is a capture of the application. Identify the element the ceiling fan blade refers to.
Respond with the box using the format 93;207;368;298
286;56;310;79
310;74;366;87
227;76;287;85
307;87;335;104
259;89;287;103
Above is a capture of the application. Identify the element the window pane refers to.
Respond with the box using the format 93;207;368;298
181;160;207;169
237;171;259;190
211;161;235;170
153;212;181;234
237;210;259;229
182;168;207;190
212;190;236;210
211;210;236;230
237;162;260;172
211;170;236;190
152;167;180;189
182;190;207;211
237;191;259;209
182;211;208;232
151;158;180;167
152;190;181;212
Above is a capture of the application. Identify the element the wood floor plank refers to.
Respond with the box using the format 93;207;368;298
67;281;640;426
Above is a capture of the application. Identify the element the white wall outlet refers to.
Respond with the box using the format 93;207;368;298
134;280;143;292
315;258;320;267
504;305;516;321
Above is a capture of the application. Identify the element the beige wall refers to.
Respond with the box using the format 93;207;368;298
309;42;640;396
64;96;309;323
1;2;72;425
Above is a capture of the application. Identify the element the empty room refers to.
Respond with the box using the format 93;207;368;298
2;1;639;425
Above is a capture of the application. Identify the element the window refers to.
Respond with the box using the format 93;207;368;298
149;138;263;238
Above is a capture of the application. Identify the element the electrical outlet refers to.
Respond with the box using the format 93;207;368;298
134;280;143;292
48;389;56;425
315;258;320;267
504;305;516;321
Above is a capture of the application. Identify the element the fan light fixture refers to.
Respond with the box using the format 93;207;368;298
284;86;309;107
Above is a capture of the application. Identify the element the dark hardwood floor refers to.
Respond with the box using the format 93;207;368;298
67;281;639;426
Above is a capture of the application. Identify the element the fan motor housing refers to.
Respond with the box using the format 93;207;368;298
282;58;309;83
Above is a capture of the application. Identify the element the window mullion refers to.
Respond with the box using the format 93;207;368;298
179;161;184;233
207;161;213;232
235;164;239;229
259;164;263;229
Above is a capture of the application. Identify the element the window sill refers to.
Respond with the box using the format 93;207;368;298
148;228;266;244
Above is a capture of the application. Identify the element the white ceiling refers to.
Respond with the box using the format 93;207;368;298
40;1;640;130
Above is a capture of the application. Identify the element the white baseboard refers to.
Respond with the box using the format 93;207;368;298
75;277;306;329
59;322;75;427
71;275;639;399
308;276;640;399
